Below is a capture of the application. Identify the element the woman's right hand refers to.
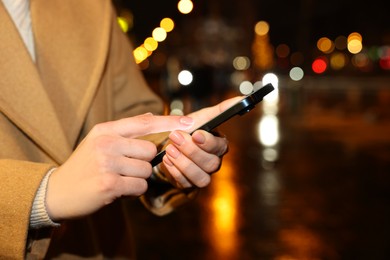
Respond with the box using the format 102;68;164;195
45;113;194;221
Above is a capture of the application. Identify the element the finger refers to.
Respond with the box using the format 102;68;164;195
117;176;149;197
115;157;153;178
94;135;157;161
169;131;222;173
162;156;193;188
121;138;157;161
191;130;228;157
187;96;243;131
164;144;212;188
92;113;195;138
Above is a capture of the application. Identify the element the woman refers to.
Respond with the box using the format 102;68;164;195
0;0;236;258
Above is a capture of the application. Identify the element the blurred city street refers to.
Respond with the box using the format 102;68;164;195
114;0;390;258
127;75;390;260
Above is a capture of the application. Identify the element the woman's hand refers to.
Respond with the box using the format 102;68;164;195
161;96;243;188
46;113;194;221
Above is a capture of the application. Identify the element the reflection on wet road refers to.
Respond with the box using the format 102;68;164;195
129;76;390;260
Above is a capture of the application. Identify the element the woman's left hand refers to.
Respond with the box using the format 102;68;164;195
161;96;242;188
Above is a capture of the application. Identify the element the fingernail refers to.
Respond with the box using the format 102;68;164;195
192;131;205;144
179;116;194;127
169;131;184;146
166;144;181;159
163;156;174;166
141;112;153;116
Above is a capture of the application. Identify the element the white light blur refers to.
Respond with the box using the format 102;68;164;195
261;73;279;114
259;170;280;206
230;71;247;88
263;147;278;162
152;27;167;42
239;81;254;95
178;70;193;86
170;99;184;115
177;0;194;14
289;67;304;81
258;114;279;147
233;56;251;71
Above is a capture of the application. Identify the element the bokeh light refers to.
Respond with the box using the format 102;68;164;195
255;21;270;36
133;46;149;63
289;67;304;81
178;70;193;85
330;52;347;70
347;32;363;54
144;37;158;51
160;18;175;32
258;114;279;146
317;37;334;54
233;56;251;71
152;27;167;42
312;57;328;74
352;53;371;70
239;81;254;95
178;0;194;14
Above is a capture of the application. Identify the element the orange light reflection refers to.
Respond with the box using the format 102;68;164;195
207;149;239;259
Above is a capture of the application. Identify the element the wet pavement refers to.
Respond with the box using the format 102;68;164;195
128;75;390;260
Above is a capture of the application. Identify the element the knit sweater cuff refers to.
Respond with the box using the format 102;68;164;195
30;168;60;229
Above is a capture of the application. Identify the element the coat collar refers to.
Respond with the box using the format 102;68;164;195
0;0;111;163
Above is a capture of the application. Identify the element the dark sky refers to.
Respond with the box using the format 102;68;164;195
259;0;389;47
115;0;389;54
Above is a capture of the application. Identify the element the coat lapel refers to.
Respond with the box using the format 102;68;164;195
0;0;111;163
30;0;111;148
0;3;71;163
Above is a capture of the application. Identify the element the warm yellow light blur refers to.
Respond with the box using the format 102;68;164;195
348;32;362;43
133;46;149;63
144;37;158;51
317;37;334;54
152;27;167;42
255;21;269;36
348;39;363;54
330;52;347;70
178;0;193;14
347;32;363;54
117;10;133;33
160;18;175;32
117;17;129;33
208;153;239;260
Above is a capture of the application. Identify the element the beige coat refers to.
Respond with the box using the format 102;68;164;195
0;0;172;258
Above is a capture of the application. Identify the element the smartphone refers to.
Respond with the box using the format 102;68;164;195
150;83;275;166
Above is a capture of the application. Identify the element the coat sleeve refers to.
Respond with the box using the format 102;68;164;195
0;159;53;259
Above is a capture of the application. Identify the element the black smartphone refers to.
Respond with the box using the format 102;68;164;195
150;83;275;166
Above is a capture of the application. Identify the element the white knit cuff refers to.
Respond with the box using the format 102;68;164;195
30;168;60;229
